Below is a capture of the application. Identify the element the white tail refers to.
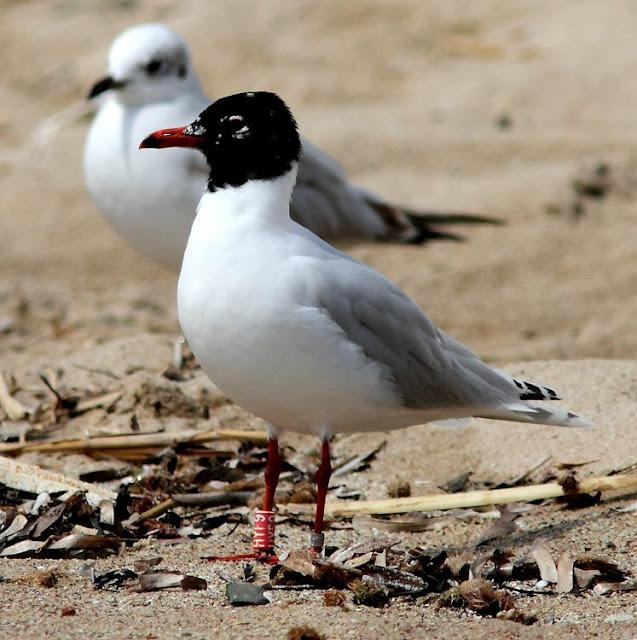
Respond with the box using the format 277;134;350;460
478;403;593;428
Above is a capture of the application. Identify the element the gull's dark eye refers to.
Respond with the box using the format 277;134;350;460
145;59;167;76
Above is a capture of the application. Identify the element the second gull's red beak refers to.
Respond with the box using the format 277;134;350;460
139;127;202;150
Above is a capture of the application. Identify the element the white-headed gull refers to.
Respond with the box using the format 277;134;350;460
86;23;499;272
140;91;590;560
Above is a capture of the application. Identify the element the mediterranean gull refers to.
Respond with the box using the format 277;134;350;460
140;91;590;560
86;23;499;272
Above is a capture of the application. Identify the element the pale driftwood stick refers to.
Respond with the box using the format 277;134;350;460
0;456;115;507
0;428;268;455
0;371;31;421
282;474;637;517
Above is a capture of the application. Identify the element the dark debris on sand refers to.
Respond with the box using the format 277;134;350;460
0;361;636;618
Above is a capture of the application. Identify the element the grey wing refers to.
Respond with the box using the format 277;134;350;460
292;139;387;239
311;260;518;411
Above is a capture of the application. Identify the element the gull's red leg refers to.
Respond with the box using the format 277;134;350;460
262;437;280;512
206;437;280;563
311;439;332;552
252;437;280;558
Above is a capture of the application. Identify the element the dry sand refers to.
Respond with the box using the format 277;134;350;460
1;1;637;638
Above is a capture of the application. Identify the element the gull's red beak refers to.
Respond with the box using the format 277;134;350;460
139;127;202;150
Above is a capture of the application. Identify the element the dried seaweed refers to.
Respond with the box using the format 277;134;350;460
138;571;207;592
457;578;515;615
93;568;138;590
0;472;172;558
323;590;346;607
89;559;206;592
386;479;411;498
1;365;635;622
350;579;389;607
531;545;558;583
594;580;637;595
474;507;519;546
441;471;472;493
556;553;575;593
286;626;325;640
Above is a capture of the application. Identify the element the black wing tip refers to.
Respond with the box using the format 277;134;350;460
402;210;505;244
405;227;465;244
515;379;561;401
406;210;506;227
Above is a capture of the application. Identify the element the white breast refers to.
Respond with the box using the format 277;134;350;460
84;96;206;270
177;182;401;436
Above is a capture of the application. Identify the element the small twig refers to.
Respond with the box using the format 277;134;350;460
173;336;186;369
500;455;552;488
73;391;122;414
38;372;66;403
136;491;253;522
609;461;637;476
332;441;386;478
0;371;31;420
172;491;252;507
71;364;121;380
137;498;176;522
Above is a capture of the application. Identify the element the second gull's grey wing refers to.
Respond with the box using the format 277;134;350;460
291;140;387;239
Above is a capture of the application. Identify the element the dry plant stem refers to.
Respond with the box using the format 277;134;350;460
136;491;253;522
173;491;253;507
0;428;268;455
0;371;31;420
283;474;637;517
137;498;176;522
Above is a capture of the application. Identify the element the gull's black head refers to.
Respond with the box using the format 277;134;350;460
140;91;301;192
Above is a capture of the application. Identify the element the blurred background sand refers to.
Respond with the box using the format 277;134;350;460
2;0;636;363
